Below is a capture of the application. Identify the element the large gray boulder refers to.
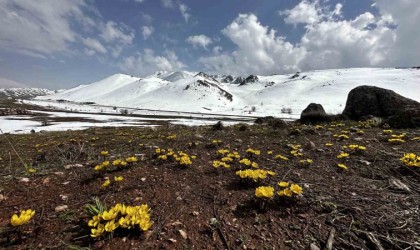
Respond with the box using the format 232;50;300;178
343;86;419;118
343;85;420;128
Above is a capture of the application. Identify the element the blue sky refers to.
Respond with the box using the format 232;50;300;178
0;0;419;89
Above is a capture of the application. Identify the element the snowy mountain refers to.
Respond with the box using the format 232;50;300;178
37;68;420;117
0;88;55;99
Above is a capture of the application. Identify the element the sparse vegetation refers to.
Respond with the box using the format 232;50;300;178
0;120;419;249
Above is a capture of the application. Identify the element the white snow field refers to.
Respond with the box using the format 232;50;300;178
1;67;418;134
33;68;420;118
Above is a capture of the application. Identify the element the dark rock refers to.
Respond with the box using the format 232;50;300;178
212;121;224;130
233;77;244;84
300;103;328;124
343;85;420;119
239;75;259;86
254;116;287;129
221;75;234;83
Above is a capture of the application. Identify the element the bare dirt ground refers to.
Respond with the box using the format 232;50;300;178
0;120;419;249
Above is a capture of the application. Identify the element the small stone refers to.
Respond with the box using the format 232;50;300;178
0;194;5;202
179;229;188;239
141;178;146;182
60;194;68;201
54;172;64;176
310;243;321;250
55;205;68;212
64;164;83;170
354;137;363;141
122;237;127;242
176;196;182;201
42;178;50;185
19;177;30;183
171;221;183;226
62;181;70;185
168;238;177;243
192;211;199;216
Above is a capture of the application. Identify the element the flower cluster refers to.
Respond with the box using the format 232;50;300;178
299;159;313;165
166;135;177;140
274;154;289;161
343;144;366;154
388;133;406;144
334;134;350;140
239;158;258;168
277;182;303;197
337;163;348;170
400;153;420;167
290;144;303;157
337;152;349;159
100;151;109;156
236;169;276;182
213;160;230;168
246;148;261;156
255;186;274;199
10;209;35;227
88;203;152;238
155;148;194;166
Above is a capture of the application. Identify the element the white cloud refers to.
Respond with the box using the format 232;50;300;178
0;0;89;56
179;3;191;23
200;14;306;75
82;37;107;54
100;21;135;57
119;49;185;76
142;26;154;40
100;21;134;45
186;35;212;49
0;1;136;59
161;0;174;8
213;46;223;55
279;0;321;25
134;0;146;3
200;0;419;75
374;0;420;66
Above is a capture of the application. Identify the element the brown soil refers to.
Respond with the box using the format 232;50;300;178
0;122;419;250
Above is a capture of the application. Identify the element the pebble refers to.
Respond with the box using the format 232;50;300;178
179;229;188;239
55;205;68;212
19;177;30;183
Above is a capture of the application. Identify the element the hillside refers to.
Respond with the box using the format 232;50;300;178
0;88;55;100
37;68;420;117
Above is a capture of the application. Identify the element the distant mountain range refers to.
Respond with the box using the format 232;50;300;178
34;68;420;117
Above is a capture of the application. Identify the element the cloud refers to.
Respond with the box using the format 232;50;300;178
119;49;185;76
82;37;107;54
134;0;146;3
0;0;136;60
179;3;191;23
142;26;155;40
100;21;135;57
212;46;223;55
0;0;90;56
199;14;306;75
0;77;29;88
186;35;212;49
279;0;321;25
161;0;191;23
200;0;418;76
161;0;174;8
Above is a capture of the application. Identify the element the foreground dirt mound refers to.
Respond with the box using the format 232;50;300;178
343;86;420;128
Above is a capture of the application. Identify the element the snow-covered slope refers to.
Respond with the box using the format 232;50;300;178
0;88;55;99
37;68;420;117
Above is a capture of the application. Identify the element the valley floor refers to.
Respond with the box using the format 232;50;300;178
0;121;419;249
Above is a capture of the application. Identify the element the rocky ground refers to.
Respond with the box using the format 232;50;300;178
0;120;419;250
